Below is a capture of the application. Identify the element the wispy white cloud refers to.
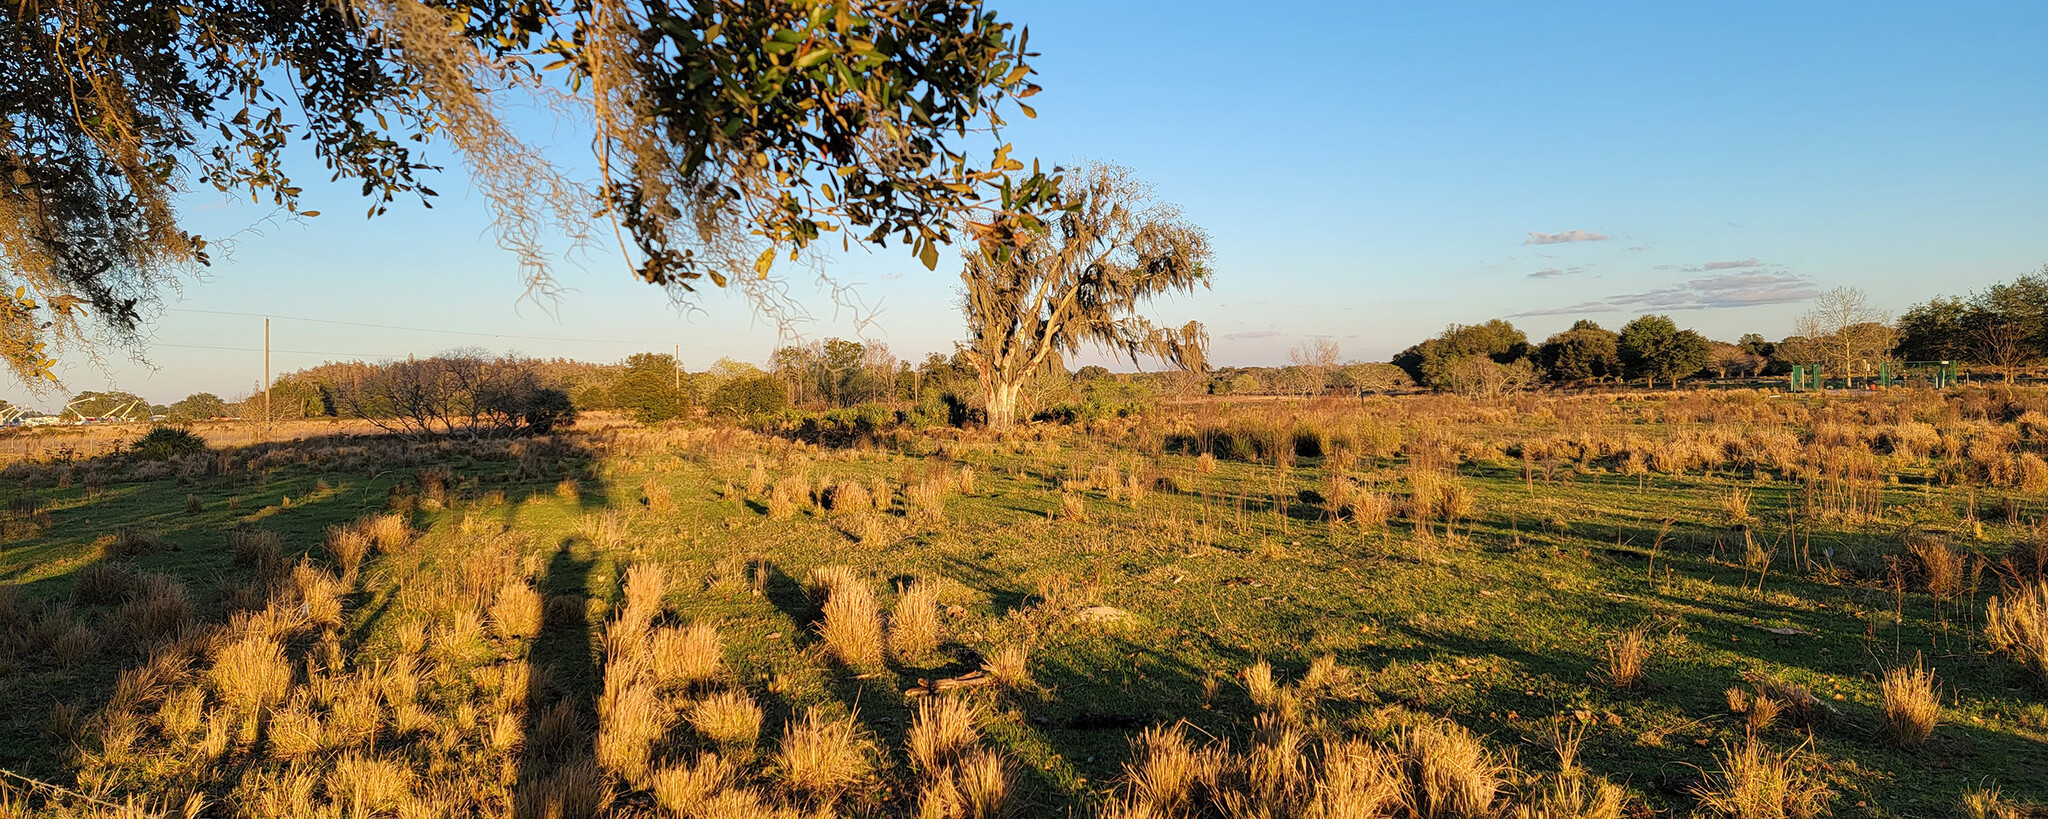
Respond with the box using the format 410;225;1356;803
1510;271;1819;318
1528;265;1587;279
1223;329;1287;340
1697;258;1763;271
1524;229;1608;245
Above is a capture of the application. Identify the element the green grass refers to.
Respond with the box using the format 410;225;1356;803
2;414;2045;816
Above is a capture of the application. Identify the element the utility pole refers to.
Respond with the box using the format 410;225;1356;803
263;317;271;436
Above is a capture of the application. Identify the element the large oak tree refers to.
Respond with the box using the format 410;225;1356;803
959;163;1209;429
1;0;1052;386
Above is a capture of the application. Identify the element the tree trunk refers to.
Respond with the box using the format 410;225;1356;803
985;379;1026;430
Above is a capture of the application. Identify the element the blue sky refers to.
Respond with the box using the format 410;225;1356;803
17;0;2048;406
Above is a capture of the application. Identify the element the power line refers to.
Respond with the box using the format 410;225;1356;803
154;342;393;358
164;307;754;357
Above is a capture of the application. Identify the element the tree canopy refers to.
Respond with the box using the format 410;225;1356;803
1617;315;1710;388
1537;320;1619;384
1;0;1053;386
959;162;1210;429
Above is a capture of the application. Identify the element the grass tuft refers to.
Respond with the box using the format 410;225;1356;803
1879;657;1941;748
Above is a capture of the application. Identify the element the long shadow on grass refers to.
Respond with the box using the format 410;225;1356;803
515;540;600;812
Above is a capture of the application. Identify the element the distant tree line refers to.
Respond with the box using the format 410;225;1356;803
1384;269;2048;395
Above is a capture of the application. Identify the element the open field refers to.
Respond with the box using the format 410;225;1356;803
2;392;2047;817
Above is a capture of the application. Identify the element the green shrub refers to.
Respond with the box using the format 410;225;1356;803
708;375;790;420
130;426;207;461
517;388;578;434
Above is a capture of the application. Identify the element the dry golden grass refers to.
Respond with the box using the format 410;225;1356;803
1301;653;1349;695
908;478;949;521
1602;628;1648;692
804;564;861;604
326;754;415;817
1310;737;1404;819
117;574;192;646
363;513;411;554
891;579;942;663
209;634;292;716
907;696;980;777
826;480;872;515
690;690;764;754
1880;658;1941;748
648;623;723;689
1692;738;1834;819
981;644;1033;691
776;709;874;799
325;524;373;580
1401;720;1501;819
650;754;733;816
1986;581;2048;687
596;676;671;785
769;474;808;520
1244;659;1282;711
819;579;886;670
290;562;346;631
746;459;768;497
1122;722;1201;814
1723;487;1754;523
488;580;544;641
641;476;675;515
581;510;628;552
954;748;1010;818
514;757;613;819
619;562;670;632
1907;534;1965;599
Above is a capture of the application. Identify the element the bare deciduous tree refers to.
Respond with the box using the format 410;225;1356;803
1288;339;1341;396
1801;287;1895;387
961;164;1211;430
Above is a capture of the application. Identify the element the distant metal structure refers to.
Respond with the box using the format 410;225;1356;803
1791;361;1957;391
1890;360;1958;389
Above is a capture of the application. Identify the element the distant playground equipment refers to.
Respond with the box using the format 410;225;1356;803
1788;360;1957;391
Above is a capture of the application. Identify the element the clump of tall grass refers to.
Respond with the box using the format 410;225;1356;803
907;696;980;778
982;644;1033;691
641;477;674;514
1601;628;1649;692
649;754;734;816
117;574;192;646
72;560;139;605
891;579;942;663
1905;533;1965;600
210;634;293;716
581;510;628;551
1691;738;1834;819
825;480;872;515
817;574;885;669
776;709;875;799
648;624;722;689
1880;658;1940;748
596;673;671;784
487;580;543;641
769;474;809;519
1402;720;1502;818
690;690;764;756
907;477;949;521
1986;581;2048;687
